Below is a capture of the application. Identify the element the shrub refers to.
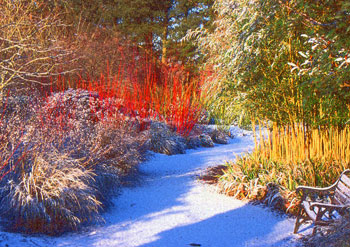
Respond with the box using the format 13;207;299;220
147;121;186;155
0;0;77;92
54;59;204;136
88;117;149;174
32;89;149;204
0;89;149;235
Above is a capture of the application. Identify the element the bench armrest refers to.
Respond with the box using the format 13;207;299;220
296;184;336;197
310;202;350;211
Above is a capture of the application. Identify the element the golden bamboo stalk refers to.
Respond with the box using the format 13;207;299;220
255;121;350;165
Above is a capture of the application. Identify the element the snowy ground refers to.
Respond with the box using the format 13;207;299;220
0;127;311;247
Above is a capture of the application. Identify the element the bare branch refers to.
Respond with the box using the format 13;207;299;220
0;0;79;91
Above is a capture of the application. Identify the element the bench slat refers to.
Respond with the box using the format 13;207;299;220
337;181;350;196
302;201;316;221
334;188;350;205
332;196;343;205
340;174;350;187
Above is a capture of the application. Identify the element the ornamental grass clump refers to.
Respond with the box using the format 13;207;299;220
0;152;102;235
89;117;149;175
0;89;149;235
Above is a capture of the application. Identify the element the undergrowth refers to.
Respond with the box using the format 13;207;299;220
0;54;206;234
302;214;350;247
52;53;205;136
0;21;210;234
0;89;149;235
216;122;350;214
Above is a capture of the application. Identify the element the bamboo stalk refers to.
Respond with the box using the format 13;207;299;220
254;121;350;165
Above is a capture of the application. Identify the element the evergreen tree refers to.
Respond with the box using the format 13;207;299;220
50;0;213;71
165;0;214;67
107;0;214;67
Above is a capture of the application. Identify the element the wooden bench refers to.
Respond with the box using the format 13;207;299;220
294;169;350;235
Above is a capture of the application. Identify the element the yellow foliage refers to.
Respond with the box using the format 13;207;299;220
257;122;350;166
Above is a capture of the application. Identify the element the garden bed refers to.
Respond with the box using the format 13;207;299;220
0;89;230;235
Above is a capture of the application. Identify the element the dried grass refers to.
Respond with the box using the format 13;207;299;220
0;89;149;235
0;152;102;235
215;121;350;215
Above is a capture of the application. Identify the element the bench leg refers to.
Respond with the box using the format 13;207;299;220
294;207;302;234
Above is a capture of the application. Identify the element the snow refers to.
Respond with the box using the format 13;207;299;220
0;126;309;247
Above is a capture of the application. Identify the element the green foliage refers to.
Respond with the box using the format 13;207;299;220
106;0;214;68
193;0;350;126
164;0;214;68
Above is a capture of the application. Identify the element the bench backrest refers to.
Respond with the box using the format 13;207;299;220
333;170;350;205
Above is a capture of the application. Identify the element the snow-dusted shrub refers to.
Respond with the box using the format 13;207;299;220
185;135;202;149
0;89;149;235
90;118;149;174
31;90;149;204
0;94;37;120
0;94;35;183
148;121;186;155
37;88;100;127
0;152;102;235
199;134;214;147
208;129;229;144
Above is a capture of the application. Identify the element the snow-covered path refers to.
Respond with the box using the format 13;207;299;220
0;128;305;247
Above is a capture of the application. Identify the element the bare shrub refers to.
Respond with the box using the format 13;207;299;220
0;0;78;92
68;27;133;81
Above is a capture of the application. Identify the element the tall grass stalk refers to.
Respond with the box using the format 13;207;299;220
256;122;350;166
219;121;350;213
